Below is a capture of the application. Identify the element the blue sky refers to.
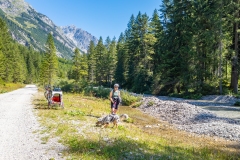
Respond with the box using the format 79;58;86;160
25;0;161;41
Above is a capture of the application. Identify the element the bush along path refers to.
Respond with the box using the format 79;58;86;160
139;97;240;142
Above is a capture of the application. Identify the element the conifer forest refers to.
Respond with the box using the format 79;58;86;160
1;0;240;96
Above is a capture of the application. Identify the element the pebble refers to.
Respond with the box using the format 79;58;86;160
139;97;240;142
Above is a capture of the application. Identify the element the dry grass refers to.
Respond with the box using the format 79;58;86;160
0;83;25;93
33;91;240;160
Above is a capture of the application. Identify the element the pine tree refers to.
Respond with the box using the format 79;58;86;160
87;41;96;84
115;32;127;87
26;47;35;83
192;0;227;94
0;17;42;84
150;9;166;94
39;54;49;85
40;33;58;85
131;12;156;93
105;37;117;87
149;9;163;74
0;17;14;82
33;50;42;82
125;14;135;89
71;48;81;82
230;0;240;93
0;50;5;81
79;53;88;81
0;18;6;81
95;37;107;85
11;44;26;83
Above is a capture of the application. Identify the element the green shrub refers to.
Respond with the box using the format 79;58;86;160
94;86;111;98
0;90;7;93
169;92;202;100
201;83;218;95
58;80;88;93
147;101;154;106
124;117;134;123
234;101;240;106
132;102;143;108
121;91;142;106
183;93;202;100
61;83;74;92
84;86;111;99
0;78;4;85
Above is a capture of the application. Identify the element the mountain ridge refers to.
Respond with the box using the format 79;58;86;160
61;25;98;53
0;0;97;58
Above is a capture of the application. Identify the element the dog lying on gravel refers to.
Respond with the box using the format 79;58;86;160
96;114;129;128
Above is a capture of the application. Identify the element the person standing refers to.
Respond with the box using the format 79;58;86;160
109;84;121;114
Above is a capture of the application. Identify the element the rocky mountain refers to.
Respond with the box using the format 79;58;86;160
61;26;98;53
0;0;97;58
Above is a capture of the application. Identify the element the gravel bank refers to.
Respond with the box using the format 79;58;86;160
139;97;240;142
0;85;66;160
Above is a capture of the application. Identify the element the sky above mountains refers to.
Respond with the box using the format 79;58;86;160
25;0;161;41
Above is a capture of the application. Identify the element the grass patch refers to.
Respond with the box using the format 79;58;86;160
64;110;86;117
41;136;50;144
24;21;37;28
132;101;143;108
0;83;25;93
33;91;240;160
124;117;134;123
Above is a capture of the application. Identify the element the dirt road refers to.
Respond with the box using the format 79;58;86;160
0;85;65;160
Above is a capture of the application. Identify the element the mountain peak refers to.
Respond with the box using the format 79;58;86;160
0;0;31;16
0;0;98;57
61;25;98;53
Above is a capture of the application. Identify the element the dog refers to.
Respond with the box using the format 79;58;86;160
96;113;129;128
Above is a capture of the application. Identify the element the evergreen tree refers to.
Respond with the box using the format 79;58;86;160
0;49;6;81
79;53;88;81
33;50;42;82
115;32;127;87
0;17;14;82
131;12;156;93
154;0;224;94
150;9;163;74
39;54;49;85
193;0;222;92
105;37;117;87
87;41;96;84
125;14;135;89
40;33;58;85
26;47;35;83
0;17;42;84
11;44;26;83
71;48;82;82
230;0;240;93
95;37;107;85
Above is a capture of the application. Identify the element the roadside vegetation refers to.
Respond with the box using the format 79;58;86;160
0;82;24;93
33;91;240;160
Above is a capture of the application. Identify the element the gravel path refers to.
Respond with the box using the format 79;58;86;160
139;96;240;142
0;85;65;160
